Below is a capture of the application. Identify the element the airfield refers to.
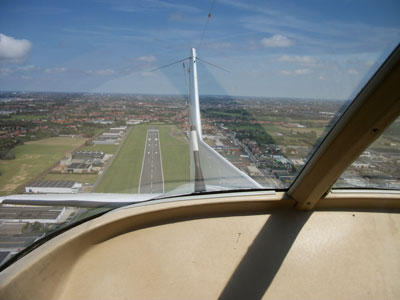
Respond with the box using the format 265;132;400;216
95;124;190;194
138;129;164;194
0;124;189;196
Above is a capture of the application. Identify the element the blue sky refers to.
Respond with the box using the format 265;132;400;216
0;0;399;99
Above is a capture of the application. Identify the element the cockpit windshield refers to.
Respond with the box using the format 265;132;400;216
0;0;399;267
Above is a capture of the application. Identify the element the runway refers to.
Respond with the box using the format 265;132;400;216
139;129;164;194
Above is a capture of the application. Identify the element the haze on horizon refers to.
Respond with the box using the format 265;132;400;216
0;0;399;100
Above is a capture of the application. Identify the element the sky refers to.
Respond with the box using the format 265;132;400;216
0;0;399;99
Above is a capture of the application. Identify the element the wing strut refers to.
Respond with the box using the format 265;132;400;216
188;48;263;191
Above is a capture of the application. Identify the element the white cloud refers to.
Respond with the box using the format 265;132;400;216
365;60;374;66
138;55;157;63
0;33;32;62
261;35;293;48
277;55;318;65
45;67;67;74
0;67;12;76
18;65;38;71
347;69;359;75
87;69;116;76
280;68;312;76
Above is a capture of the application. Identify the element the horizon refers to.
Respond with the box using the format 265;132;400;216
1;0;399;100
0;89;347;102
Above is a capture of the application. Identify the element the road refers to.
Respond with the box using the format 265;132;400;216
139;129;164;194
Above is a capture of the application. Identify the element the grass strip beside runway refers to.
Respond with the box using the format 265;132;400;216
158;125;190;192
95;126;146;193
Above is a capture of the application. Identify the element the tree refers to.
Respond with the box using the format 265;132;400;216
32;221;43;232
4;152;15;160
22;222;29;232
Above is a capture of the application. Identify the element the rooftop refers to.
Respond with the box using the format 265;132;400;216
26;180;77;188
67;163;91;169
0;206;64;220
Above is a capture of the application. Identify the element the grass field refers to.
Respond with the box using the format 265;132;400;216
9;115;45;121
158;125;190;192
95;126;147;193
0;137;86;195
95;124;189;194
262;124;323;147
80;144;118;154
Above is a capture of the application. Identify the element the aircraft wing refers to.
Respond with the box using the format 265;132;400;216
0;193;160;208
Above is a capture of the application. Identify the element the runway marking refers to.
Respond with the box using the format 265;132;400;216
158;131;165;193
138;130;151;194
139;129;164;194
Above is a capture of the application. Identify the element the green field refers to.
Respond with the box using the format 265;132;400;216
0;137;86;195
95;125;189;194
261;124;322;147
80;144;118;154
9;115;45;121
95;126;147;193
158;125;190;192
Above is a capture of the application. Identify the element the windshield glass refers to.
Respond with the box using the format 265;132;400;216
0;0;399;266
334;117;400;189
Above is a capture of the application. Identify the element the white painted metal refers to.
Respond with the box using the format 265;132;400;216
190;130;199;151
188;48;262;189
0;193;160;208
189;48;202;138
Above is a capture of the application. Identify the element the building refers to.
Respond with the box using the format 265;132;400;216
90;119;113;125
66;163;92;173
0;205;65;224
246;165;263;177
110;126;127;131
352;162;370;169
102;132;122;137
72;151;105;160
25;180;82;194
92;135;119;144
126;120;142;125
92;138;118;144
272;155;294;170
60;154;72;166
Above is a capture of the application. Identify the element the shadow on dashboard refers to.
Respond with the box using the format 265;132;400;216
219;210;312;300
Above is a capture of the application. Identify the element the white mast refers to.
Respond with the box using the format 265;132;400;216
189;48;202;139
187;47;261;191
189;48;206;192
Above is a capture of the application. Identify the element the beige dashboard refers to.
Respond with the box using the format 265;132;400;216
0;192;399;300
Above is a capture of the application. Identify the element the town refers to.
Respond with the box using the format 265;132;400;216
0;91;399;265
0;91;399;192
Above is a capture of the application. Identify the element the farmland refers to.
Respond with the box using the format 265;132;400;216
0;137;86;195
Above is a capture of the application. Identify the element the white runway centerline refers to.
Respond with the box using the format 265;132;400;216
138;129;164;194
